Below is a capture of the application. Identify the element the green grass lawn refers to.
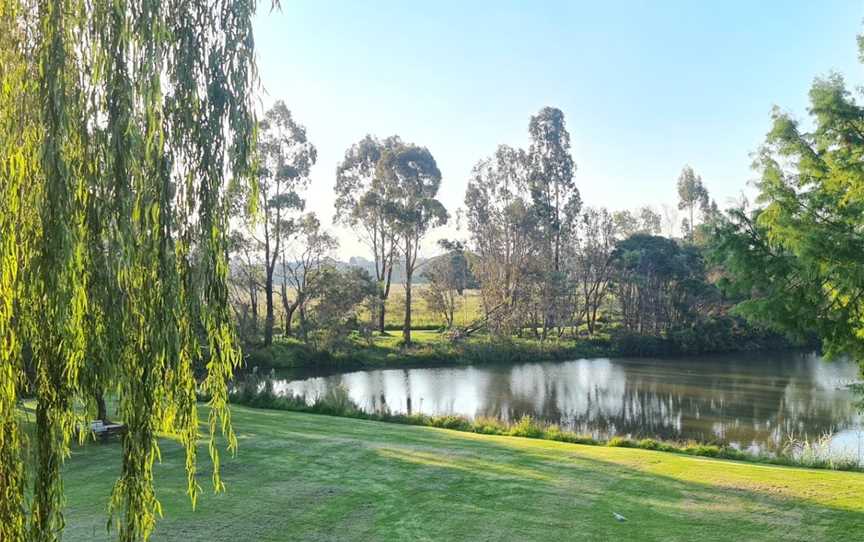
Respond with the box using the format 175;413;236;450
62;406;864;541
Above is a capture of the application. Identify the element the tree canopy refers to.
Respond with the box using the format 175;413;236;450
710;38;864;363
377;142;448;344
233;101;317;346
677;166;709;241
335;135;404;334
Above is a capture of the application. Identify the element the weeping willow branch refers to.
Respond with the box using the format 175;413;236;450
0;0;258;539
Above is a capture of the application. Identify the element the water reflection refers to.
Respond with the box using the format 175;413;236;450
266;351;863;453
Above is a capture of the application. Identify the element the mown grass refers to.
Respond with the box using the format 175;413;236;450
228;384;862;473
61;405;864;541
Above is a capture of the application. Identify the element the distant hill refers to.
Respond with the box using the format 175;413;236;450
344;255;430;284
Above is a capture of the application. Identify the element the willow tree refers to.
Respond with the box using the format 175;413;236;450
0;0;257;540
0;3;39;540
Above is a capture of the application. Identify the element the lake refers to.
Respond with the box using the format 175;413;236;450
262;350;863;457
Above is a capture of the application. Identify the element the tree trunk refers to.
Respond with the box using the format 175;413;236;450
280;278;289;337
378;296;387;335
264;270;274;346
403;259;413;346
248;280;258;337
446;297;454;329
285;301;297;336
95;389;108;423
378;260;394;335
689;205;695;241
299;305;308;342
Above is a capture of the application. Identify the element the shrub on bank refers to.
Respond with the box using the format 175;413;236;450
428;415;473;431
471;416;508;435
509;415;544;439
613;317;804;358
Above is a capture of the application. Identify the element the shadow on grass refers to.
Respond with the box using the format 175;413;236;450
60;407;864;542
364;426;864;540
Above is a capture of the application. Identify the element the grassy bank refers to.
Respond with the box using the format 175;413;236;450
229;384;861;472
244;330;618;370
245;325;796;371
62;406;864;541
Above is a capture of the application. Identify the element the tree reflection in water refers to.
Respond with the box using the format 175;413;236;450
268;351;862;454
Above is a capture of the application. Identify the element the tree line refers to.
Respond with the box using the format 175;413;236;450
230;104;740;353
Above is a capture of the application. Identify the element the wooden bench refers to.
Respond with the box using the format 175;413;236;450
90;420;126;441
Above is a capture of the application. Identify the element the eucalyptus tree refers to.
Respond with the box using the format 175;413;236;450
710;58;864;363
528;107;581;271
527;107;581;335
378;143;448;345
335;135;404;334
465;145;540;335
676;166;709;241
0;0;257;540
242;102;317;346
612;207;662;238
280;213;338;339
639;206;663;235
571;208;618;335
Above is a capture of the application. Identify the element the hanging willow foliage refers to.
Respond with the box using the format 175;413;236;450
0;2;39;540
0;0;258;539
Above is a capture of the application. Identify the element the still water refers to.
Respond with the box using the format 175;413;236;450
265;351;863;455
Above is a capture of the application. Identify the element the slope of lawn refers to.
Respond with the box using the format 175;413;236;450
62;406;864;541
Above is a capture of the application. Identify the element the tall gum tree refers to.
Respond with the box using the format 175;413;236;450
378;143;448;345
0;0;258;539
243;102;316;346
527;107;580;336
335;135;403;334
676;166;709;241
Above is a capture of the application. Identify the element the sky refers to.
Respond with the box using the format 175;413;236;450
253;0;864;259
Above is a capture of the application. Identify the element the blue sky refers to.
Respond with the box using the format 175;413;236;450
254;1;863;257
